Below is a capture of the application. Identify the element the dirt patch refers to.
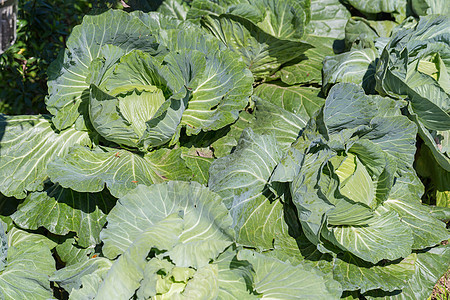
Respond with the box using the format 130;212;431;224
431;270;450;300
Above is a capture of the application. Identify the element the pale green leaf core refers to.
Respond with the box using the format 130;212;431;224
118;88;166;137
336;153;375;207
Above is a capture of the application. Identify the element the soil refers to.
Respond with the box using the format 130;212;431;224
431;270;450;300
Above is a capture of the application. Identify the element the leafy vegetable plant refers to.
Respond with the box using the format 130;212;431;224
0;0;448;299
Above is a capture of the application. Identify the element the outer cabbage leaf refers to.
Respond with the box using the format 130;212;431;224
242;0;309;41
276;0;350;85
322;48;378;94
190;0;310;41
131;9;193;32
277;36;335;85
411;0;450;16
47;10;159;130
327;211;413;264
50;257;113;299
209;128;282;207
158;0;190;20
333;253;416;293
202;14;311;80
344;17;397;50
0;115;91;199
211;110;256;157
344;18;380;50
254;84;325;123
7;227;56;250
375;15;450;132
157;26;228;55
271;209;334;271
11;184;116;248
322;83;380;133
359;115;417;173
364;244;450;299
0;225;6;272
305;0;350;40
215;247;257;299
429;205;450;220
270;142;305;185
180;147;214;185
211;97;305;158
55;238;95;267
237;249;343;299
343;0;407;22
209;128;284;249
187;0;243;19
258;237;344;300
48;146;192;198
290;149;336;246
276;217;417;295
408;105;450;172
415;142;450;208
383;178;449;249
0;225;56;300
249;97;305;151
101;181;234;268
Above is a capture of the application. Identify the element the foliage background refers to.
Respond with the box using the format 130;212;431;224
0;0;125;115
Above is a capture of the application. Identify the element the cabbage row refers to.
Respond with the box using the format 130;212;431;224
0;0;448;299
